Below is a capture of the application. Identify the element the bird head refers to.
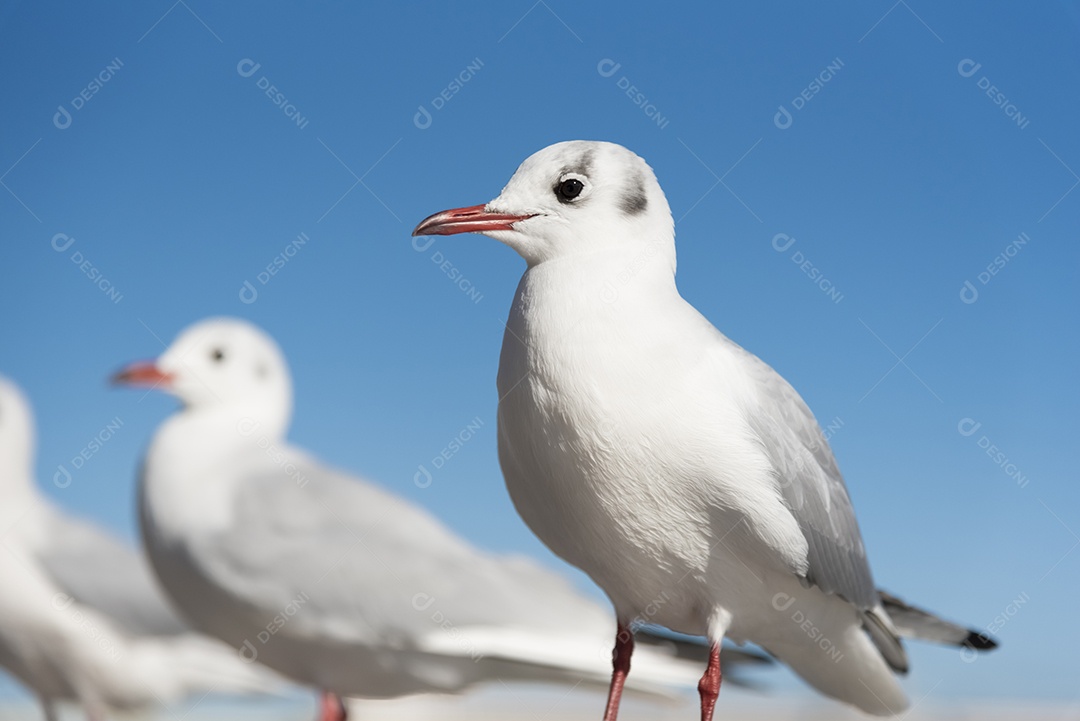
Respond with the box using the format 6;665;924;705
414;141;676;268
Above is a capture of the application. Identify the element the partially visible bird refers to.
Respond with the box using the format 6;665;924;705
412;140;998;719
0;375;283;721
114;317;767;721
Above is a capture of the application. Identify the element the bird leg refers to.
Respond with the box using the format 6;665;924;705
602;623;634;721
698;642;722;721
40;698;58;721
318;690;347;721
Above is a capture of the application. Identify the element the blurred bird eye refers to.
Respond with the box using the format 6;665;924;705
210;348;225;363
556;178;584;203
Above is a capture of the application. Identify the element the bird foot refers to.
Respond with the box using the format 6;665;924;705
318;691;347;721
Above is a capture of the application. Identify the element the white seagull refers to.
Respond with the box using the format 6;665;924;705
0;375;281;721
412;140;998;719
113;317;768;721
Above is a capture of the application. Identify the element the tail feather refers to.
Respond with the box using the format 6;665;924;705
878;590;999;651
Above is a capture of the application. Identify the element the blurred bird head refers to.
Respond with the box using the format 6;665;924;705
112;318;292;438
0;375;35;476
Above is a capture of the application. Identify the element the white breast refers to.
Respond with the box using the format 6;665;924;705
495;262;807;635
140;413;245;543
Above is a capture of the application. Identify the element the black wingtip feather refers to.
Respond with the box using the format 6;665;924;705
962;630;999;651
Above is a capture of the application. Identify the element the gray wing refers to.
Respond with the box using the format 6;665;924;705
722;336;878;609
35;506;188;635
192;449;613;648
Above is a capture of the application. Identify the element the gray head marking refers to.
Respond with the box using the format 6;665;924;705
620;171;648;216
558;147;595;181
553;148;596;206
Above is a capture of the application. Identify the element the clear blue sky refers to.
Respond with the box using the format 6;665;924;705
1;0;1077;710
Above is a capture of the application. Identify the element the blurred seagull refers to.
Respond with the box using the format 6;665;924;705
113;317;768;721
412;140;998;719
0;375;282;721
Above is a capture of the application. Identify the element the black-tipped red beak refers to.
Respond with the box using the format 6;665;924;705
412;204;534;236
110;361;174;389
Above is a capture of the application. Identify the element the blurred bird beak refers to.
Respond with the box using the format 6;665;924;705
111;361;174;389
412;204;534;236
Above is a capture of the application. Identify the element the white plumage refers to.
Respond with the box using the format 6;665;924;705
412;140;996;719
0;376;282;721
118;317;756;720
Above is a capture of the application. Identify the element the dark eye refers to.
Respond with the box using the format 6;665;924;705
210;348;225;363
556;178;584;203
